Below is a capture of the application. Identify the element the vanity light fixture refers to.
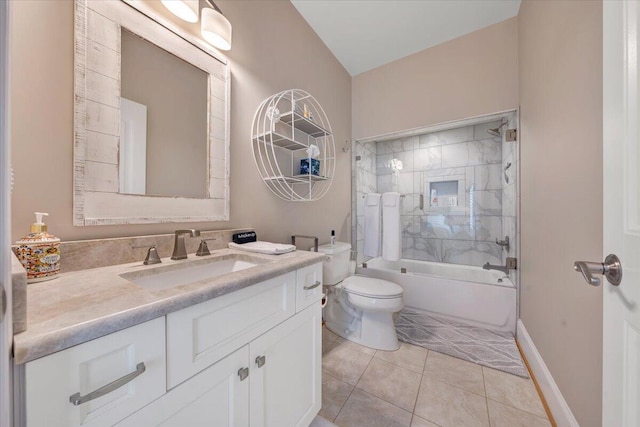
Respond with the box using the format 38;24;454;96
160;0;199;23
201;0;232;51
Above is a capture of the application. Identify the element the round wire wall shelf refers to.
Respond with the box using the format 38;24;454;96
251;89;335;201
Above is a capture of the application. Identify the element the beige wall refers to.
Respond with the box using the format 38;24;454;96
352;17;518;140
519;1;603;426
10;1;351;246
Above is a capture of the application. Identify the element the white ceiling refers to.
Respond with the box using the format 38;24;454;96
290;0;521;76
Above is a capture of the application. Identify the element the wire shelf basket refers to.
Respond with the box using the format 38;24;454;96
251;89;335;201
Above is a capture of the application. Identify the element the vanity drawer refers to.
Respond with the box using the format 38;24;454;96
25;317;166;427
296;263;323;312
166;271;296;389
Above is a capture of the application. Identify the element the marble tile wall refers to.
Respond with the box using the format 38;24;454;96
369;121;506;267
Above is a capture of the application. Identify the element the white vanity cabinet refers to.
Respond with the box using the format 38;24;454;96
24;263;323;427
119;304;321;427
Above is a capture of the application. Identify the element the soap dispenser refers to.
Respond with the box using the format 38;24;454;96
330;229;336;246
15;212;61;283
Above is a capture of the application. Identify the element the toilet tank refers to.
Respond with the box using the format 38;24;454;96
316;242;351;285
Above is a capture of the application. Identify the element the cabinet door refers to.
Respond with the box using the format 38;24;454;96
250;304;322;427
25;317;166;427
117;346;250;427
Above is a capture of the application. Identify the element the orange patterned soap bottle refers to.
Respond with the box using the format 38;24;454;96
15;212;61;283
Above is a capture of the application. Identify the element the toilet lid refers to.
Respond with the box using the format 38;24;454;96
342;276;403;298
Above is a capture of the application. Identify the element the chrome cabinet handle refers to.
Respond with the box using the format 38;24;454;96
303;281;321;291
69;362;146;406
573;254;622;286
238;367;249;381
256;355;266;368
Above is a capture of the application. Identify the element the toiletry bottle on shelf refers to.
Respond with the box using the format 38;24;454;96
330;229;336;246
430;189;438;207
15;212;61;283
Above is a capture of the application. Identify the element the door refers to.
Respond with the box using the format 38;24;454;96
250;304;321;427
0;1;12;426
117;346;250;427
603;2;640;425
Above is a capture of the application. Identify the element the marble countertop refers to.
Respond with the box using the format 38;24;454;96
13;248;325;364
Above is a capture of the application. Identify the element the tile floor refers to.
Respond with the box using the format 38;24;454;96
321;327;552;427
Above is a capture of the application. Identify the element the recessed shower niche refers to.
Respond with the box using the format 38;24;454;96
426;177;465;210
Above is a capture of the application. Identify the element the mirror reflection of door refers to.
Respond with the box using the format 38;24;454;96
120;98;147;195
120;29;208;199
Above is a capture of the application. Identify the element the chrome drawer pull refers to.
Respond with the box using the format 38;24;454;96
69;362;146;406
238;367;249;381
303;281;321;291
256;355;266;368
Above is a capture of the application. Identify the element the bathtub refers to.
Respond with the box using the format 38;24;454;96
356;258;516;333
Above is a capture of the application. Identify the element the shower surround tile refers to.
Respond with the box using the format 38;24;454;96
412;238;442;263
377;136;418;154
377;174;393;193
473;190;502;215
476;216;503;242
376;154;394;175
441;140;501;168
419;126;474;147
398;172;414;194
441;240;502;267
475;163;503;190
414;147;442;171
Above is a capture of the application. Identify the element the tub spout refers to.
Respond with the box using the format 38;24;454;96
483;258;517;275
483;262;509;274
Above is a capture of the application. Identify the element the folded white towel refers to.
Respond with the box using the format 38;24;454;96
364;193;382;257
229;241;296;255
382;192;402;261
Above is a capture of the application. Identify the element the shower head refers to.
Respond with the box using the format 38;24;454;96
487;120;508;137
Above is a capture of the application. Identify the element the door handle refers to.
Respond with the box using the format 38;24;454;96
255;355;266;368
69;362;146;406
573;254;622;286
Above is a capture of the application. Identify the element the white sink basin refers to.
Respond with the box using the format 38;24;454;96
123;257;263;291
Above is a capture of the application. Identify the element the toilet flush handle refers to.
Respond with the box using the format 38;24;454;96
304;281;321;290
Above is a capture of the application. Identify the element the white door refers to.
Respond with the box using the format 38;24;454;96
0;1;13;426
602;2;640;426
116;346;250;427
250;305;321;427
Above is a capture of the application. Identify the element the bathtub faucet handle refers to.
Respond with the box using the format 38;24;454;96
495;236;510;252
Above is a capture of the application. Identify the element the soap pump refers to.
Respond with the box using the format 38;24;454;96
15;212;61;283
330;229;336;246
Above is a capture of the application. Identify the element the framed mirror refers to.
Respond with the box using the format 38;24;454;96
73;0;230;225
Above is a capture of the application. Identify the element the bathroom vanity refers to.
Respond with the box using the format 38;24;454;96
13;249;324;427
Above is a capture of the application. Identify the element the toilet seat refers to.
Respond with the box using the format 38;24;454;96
341;275;403;299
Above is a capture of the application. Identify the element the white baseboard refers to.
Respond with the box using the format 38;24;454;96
517;319;579;427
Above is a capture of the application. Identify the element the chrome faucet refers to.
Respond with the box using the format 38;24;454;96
171;229;201;260
483;257;517;275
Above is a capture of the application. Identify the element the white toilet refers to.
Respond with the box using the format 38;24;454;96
318;242;404;351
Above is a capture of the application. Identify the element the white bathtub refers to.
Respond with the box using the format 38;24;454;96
356;258;516;333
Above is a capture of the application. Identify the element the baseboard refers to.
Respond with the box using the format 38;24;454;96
517;320;579;427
